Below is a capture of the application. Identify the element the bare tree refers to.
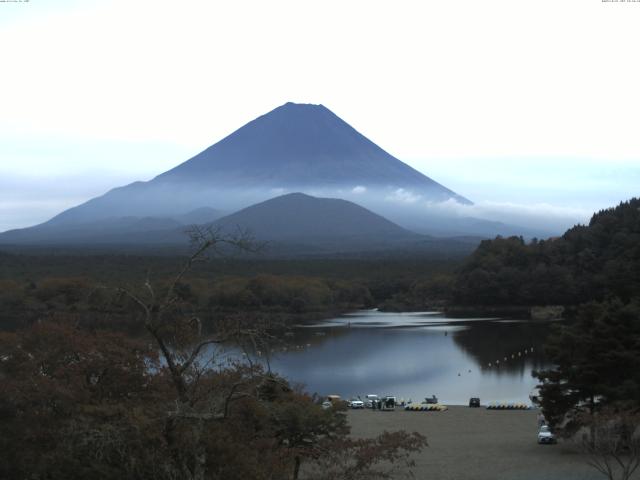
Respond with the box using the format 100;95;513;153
117;226;265;480
111;226;426;480
579;409;640;480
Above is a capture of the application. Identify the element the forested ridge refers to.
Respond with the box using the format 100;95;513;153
0;252;461;332
453;198;640;306
505;198;640;457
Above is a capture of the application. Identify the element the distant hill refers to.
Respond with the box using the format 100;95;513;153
1;193;417;248
212;193;414;242
452;198;640;306
0;193;481;257
0;207;223;245
173;207;223;225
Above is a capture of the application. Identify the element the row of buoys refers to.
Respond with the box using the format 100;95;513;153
486;402;531;410
405;403;448;412
487;347;535;368
256;343;314;354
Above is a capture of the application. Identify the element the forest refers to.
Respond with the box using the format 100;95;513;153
0;250;461;333
453;198;640;307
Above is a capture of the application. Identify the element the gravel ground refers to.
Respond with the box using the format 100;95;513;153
347;406;626;480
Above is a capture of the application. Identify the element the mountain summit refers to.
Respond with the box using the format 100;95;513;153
156;102;469;198
40;102;470;226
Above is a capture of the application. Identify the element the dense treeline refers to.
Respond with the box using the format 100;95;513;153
0;254;461;331
490;199;640;456
453;198;640;306
209;274;373;312
0;251;461;283
534;298;640;432
0;274;372;332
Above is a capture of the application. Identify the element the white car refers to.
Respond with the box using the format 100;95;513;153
348;398;364;409
537;425;557;444
365;394;379;408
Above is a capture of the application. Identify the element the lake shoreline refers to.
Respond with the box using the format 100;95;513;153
265;310;551;405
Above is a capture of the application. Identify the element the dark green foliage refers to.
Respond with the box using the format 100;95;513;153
534;299;640;434
454;198;640;306
0;254;460;332
377;273;455;311
208;274;373;314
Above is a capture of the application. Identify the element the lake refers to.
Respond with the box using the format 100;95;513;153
217;310;556;406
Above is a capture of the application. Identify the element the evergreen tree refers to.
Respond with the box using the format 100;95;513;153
534;299;640;434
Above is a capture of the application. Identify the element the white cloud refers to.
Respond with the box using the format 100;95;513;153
352;186;367;194
424;198;592;232
385;189;422;204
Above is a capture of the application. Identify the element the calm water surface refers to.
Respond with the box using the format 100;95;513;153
223;310;556;405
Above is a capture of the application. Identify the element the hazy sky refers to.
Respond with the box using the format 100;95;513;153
1;0;639;232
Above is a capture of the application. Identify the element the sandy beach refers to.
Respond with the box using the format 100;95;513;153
347;406;619;480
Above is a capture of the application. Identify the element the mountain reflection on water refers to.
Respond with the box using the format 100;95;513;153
221;310;555;405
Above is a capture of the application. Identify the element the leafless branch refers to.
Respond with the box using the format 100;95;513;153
579;409;640;480
117;287;151;320
178;337;229;375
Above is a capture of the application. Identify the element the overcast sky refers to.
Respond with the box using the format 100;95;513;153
1;0;639;232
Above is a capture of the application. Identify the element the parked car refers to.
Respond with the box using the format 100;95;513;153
537;425;557;444
348;398;364;409
469;397;481;408
322;395;344;410
381;396;396;411
365;394;379;408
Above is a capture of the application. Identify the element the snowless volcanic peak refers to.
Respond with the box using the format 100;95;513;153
157;102;470;203
7;102;471;230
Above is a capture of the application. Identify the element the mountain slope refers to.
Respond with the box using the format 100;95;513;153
157;102;469;197
0;208;223;245
39;102;470;227
0;194;420;250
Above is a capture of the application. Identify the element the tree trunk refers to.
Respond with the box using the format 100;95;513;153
293;456;301;480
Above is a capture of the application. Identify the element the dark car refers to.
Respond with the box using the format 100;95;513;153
469;397;481;408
